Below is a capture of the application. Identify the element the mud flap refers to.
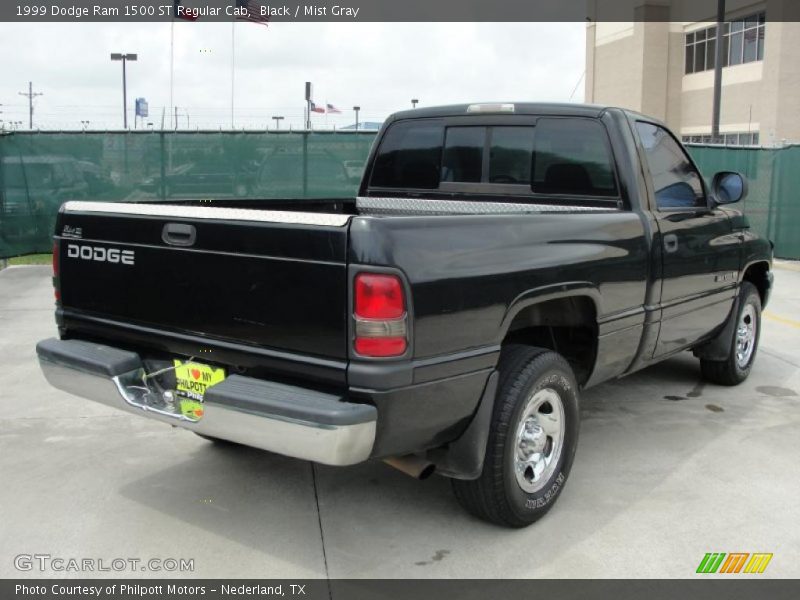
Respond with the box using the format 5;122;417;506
693;294;741;361
430;370;499;480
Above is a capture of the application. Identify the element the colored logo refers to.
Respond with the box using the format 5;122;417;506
696;553;773;574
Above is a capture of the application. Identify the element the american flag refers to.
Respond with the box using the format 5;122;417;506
310;102;325;114
326;104;342;114
235;0;270;26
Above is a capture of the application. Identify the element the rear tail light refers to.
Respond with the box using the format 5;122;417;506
52;241;61;302
354;273;408;357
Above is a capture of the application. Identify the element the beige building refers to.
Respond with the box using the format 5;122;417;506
585;0;800;146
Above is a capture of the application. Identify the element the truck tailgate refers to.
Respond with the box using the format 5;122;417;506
55;201;352;372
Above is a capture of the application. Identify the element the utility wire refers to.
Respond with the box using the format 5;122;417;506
569;70;586;101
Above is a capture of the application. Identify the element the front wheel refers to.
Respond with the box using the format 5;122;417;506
452;346;580;528
700;281;762;386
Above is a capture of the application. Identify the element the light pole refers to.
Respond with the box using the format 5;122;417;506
353;106;360;130
711;0;726;143
411;98;419;109
272;116;284;130
110;53;138;129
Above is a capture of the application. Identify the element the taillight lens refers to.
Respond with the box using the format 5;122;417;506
354;336;407;357
354;273;408;357
52;241;61;302
354;273;405;319
52;242;59;276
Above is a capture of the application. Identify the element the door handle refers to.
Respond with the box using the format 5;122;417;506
663;233;679;253
162;223;196;247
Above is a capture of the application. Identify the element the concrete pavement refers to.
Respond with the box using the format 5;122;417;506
1;264;798;578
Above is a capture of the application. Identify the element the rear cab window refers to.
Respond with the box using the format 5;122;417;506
369;121;444;189
368;115;620;203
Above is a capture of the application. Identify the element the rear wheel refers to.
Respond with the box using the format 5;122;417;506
700;282;762;386
452;345;580;528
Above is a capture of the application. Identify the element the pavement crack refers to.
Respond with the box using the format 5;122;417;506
310;462;332;599
760;348;800;369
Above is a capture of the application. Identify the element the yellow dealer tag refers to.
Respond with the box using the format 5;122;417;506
173;360;226;420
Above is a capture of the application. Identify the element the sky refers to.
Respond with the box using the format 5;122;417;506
0;22;586;131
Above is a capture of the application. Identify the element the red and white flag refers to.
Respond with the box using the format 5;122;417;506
310;102;326;114
326;104;342;114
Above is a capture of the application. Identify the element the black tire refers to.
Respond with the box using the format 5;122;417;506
700;282;762;386
452;345;580;528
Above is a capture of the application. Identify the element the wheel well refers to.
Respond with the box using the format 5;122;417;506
503;296;598;386
743;262;770;304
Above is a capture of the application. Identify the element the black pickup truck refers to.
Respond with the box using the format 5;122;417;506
36;103;773;527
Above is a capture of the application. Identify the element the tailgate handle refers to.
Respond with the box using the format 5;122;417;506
162;223;196;247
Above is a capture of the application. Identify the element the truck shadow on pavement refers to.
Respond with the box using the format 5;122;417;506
118;350;788;577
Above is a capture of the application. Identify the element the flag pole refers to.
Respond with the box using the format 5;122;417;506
169;19;175;129
231;19;235;129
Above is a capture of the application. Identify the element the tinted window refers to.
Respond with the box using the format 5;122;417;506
369;117;617;198
636;122;705;209
370;121;443;189
442;127;484;183
532;119;617;196
489;127;534;184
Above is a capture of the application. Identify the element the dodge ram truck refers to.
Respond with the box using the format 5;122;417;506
36;103;773;527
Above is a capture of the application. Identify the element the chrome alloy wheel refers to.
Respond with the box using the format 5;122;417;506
735;303;758;369
513;387;565;493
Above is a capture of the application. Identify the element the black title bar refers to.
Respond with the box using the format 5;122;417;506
4;579;800;600
3;0;800;23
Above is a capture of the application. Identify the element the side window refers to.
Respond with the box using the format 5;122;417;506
370;121;443;189
532;119;618;196
442;127;484;183
636;122;706;209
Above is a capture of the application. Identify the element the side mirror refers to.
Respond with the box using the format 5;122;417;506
712;171;748;205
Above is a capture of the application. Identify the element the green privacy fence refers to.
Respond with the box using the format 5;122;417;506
687;144;800;260
0;130;377;258
1;131;798;259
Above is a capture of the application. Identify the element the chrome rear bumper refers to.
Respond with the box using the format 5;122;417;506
36;338;376;466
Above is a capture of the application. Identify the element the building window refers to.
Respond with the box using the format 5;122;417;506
685;11;765;74
682;132;760;146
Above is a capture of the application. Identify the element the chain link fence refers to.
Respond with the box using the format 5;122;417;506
0;130;376;257
1;131;797;259
687;144;799;260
